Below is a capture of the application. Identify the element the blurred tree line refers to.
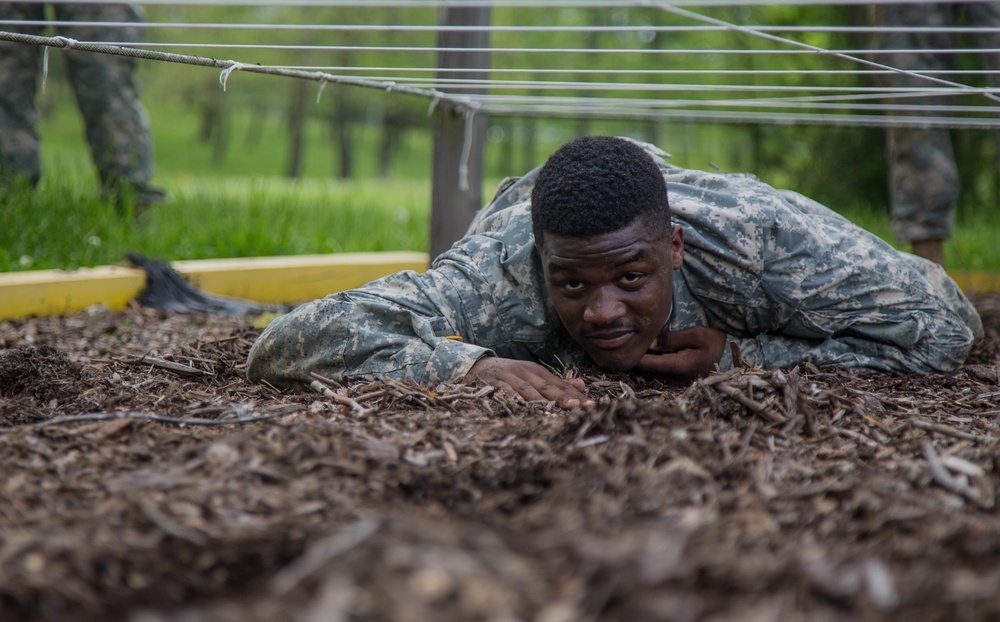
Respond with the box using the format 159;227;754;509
134;3;997;217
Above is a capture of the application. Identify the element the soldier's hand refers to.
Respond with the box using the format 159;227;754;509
465;357;595;410
636;326;727;379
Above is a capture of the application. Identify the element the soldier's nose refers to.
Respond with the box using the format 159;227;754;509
583;288;626;324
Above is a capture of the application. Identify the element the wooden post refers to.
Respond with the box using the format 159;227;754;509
430;6;491;260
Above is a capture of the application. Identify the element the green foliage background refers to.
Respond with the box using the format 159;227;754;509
3;4;997;272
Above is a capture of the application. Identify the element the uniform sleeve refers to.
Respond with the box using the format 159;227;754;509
246;259;498;388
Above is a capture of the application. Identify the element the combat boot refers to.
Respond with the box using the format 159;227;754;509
912;239;945;266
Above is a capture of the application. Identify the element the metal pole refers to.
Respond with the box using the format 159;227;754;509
430;5;491;260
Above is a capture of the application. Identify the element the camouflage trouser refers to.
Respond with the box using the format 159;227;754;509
0;3;153;188
872;2;1000;243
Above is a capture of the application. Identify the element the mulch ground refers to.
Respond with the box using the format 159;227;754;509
1;295;999;622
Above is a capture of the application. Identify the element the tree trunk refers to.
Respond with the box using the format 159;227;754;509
286;78;309;179
333;86;354;179
198;85;229;168
522;116;537;172
379;107;403;178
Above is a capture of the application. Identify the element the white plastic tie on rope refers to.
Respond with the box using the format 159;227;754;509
458;108;476;192
427;92;442;116
219;61;248;91
54;36;78;48
42;36;78;94
316;77;328;104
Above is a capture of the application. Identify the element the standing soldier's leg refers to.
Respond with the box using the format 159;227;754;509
875;3;959;265
54;3;163;205
887;127;959;263
0;3;46;186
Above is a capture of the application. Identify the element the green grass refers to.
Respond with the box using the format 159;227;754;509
6;168;998;274
33;86;436;181
1;173;430;272
1;93;434;272
3;93;999;274
839;206;999;273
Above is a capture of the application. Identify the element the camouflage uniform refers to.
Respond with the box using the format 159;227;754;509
246;140;984;388
873;2;1000;244
0;3;155;194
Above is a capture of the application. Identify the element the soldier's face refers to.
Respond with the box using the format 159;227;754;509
538;218;684;372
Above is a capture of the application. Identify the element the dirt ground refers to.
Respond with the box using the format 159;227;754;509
1;295;999;622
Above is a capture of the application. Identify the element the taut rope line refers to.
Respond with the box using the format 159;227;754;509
0;28;477;114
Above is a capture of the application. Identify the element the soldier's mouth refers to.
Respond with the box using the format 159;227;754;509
584;330;635;350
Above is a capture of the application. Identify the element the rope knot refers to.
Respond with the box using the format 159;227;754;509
42;37;80;93
53;36;79;49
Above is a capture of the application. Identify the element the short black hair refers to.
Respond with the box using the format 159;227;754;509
531;136;669;243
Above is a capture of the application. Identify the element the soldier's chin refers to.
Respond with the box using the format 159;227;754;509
589;349;642;373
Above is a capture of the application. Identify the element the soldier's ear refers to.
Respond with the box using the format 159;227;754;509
533;230;545;254
669;224;684;269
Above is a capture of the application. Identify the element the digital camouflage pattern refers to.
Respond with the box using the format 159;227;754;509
0;3;153;189
872;2;1000;243
246;140;984;388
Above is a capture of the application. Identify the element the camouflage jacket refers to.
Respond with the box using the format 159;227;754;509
247;141;983;388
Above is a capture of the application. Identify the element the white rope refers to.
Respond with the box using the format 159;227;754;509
476;94;1000;114
281;66;1000;77
4;0;999;132
646;0;1000;105
8;0;1000;8
9;20;1000;35
309;76;1000;95
0;29;476;113
0;1;654;6
53;41;1000;56
0;1;724;6
481;106;1000;129
475;91;997;108
2;0;982;6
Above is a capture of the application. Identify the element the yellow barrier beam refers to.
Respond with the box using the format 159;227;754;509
0;252;429;320
0;265;147;320
169;252;429;305
0;255;994;321
950;271;1000;298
